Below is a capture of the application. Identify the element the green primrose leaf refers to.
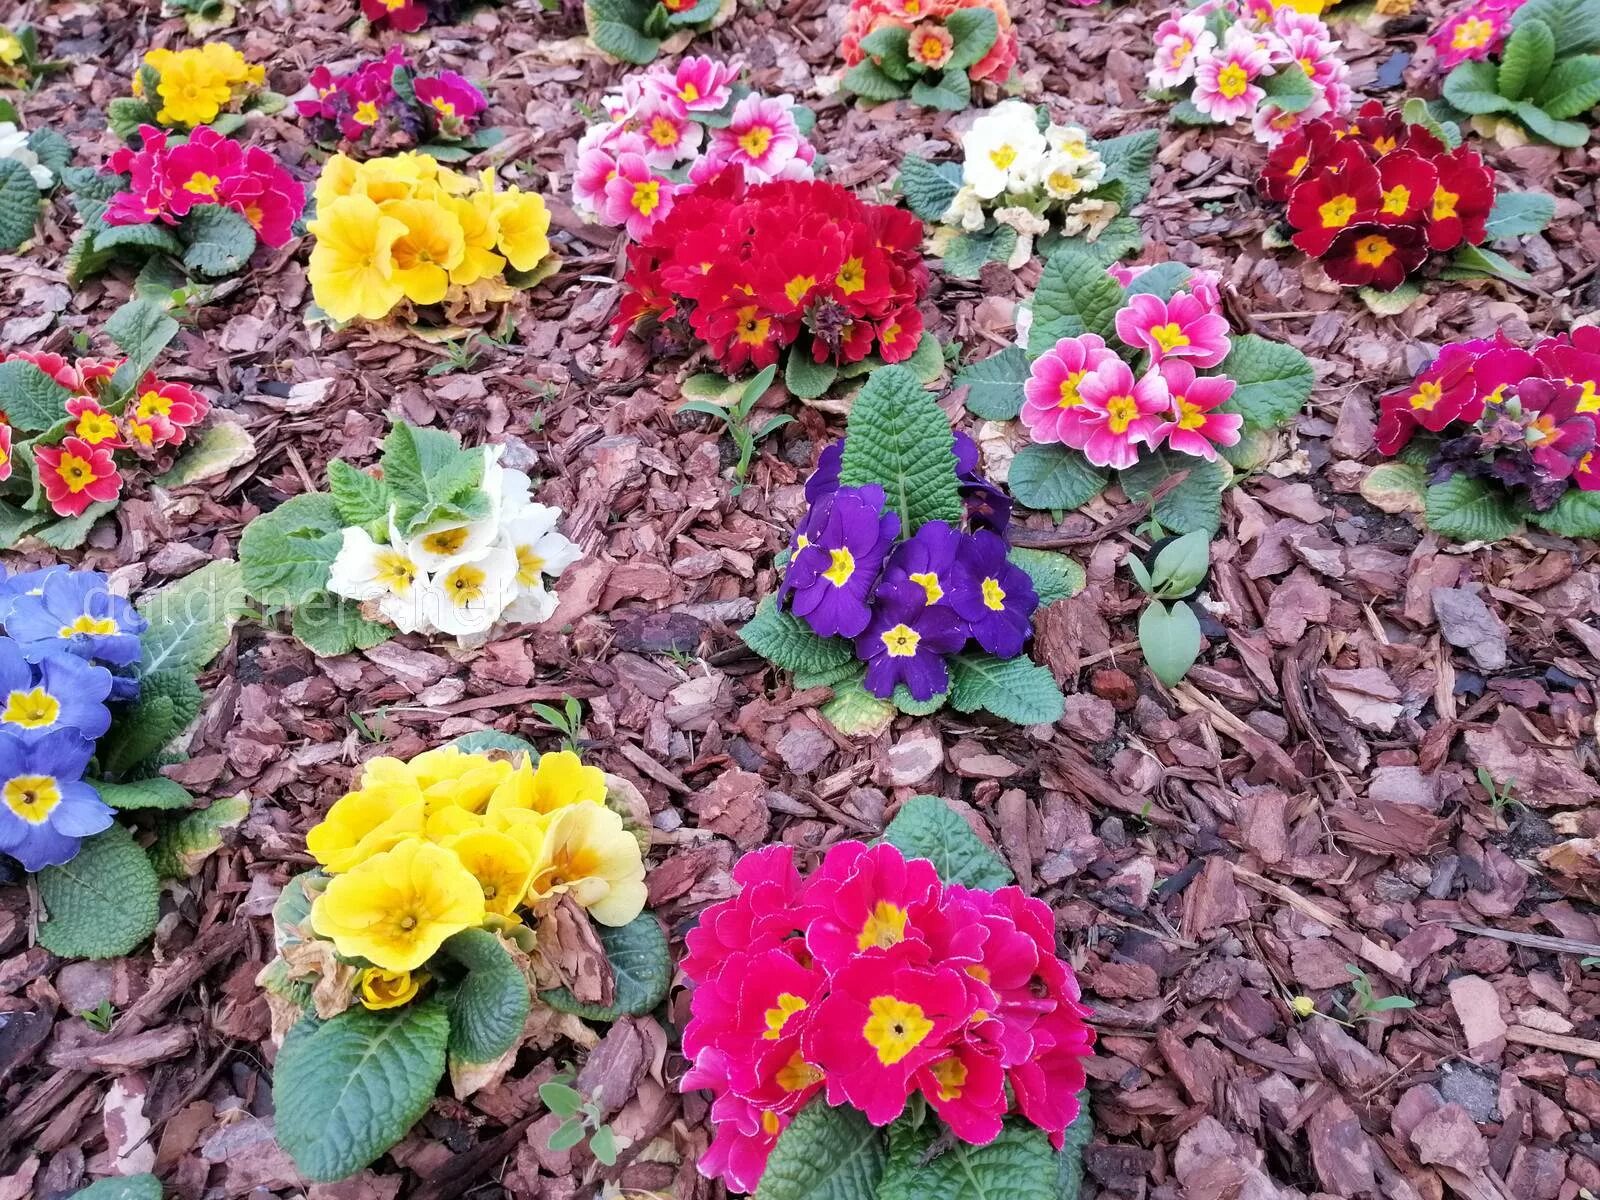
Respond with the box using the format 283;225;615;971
880;1116;1056;1200
1258;60;1316;113
956;346;1030;420
291;597;394;658
1148;528;1211;598
785;346;840;400
0;158;42;253
1509;99;1590;146
942;224;1015;277
1119;450;1229;535
740;597;860;690
754;1096;886;1200
180;204;259;278
882;794;1013;888
99;668;204;779
1498;18;1555;100
69;1175;164;1200
440;928;530;1064
0;359;74;432
147;793;249;879
1092;130;1160;208
943;6;998;72
843;60;907;103
1424;474;1521;542
35;823;161;959
819;671;896;737
239;492;345;607
839;365;963;532
1532;54;1600;119
1215;333;1316;431
1512;0;1600;54
273;1002;451;1182
1484;191;1556;240
1007;443;1109;512
93;776;195;811
327;459;392;531
1528;488;1600;537
137;558;248;676
898;155;963;222
910;68;972;111
1028;249;1123;353
947;652;1065;726
1443;60;1516;114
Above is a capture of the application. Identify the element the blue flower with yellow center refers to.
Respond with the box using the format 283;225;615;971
948;530;1038;659
0;638;114;741
4;569;146;684
0;728;113;871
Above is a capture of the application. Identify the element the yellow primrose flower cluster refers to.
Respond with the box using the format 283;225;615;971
307;747;647;999
133;43;265;128
307;153;554;324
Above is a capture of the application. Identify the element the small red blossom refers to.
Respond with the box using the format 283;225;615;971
1285;143;1380;258
34;437;124;517
1320;222;1429;290
65;395;124;449
360;0;428;31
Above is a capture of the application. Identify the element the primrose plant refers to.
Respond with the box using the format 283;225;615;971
1127;528;1211;686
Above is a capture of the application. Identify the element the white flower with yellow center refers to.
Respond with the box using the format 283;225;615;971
326;527;430;633
420;542;518;638
499;504;582;624
960;101;1046;200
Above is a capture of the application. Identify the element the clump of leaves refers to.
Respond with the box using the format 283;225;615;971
677;364;793;493
1127;528;1211;686
540;1073;628;1165
1440;0;1600;147
1340;964;1417;1023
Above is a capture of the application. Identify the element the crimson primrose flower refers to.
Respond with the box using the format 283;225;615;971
1320;222;1428;291
1285;142;1381;258
782;484;900;640
1258;120;1339;204
360;0;428;32
1424;148;1494;252
34;437;123;518
1521;379;1600;483
1373;150;1438;226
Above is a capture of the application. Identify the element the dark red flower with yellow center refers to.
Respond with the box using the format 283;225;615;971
1425;148;1494;251
1320;222;1427;290
1285;143;1380;258
1373;150;1437;227
1259;121;1340;203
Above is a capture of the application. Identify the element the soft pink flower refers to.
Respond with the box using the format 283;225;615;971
1187;269;1224;312
601;153;676;240
635;93;703;166
1150;360;1243;461
1020;333;1121;446
1191;25;1274;124
1115;291;1231;368
1430;0;1519;70
573;145;619;219
1069;358;1171;469
1148;12;1216;90
709;94;805;184
667;56;738;112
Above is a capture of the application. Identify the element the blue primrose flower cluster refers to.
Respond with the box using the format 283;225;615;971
0;567;146;871
779;434;1040;702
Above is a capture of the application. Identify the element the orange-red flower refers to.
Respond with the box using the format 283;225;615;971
34;437;123;517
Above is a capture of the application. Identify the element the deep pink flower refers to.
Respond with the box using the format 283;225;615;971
161;127;246;217
1020;334;1121;446
682;845;811;983
914;1031;1009;1144
802;948;979;1125
667;56;737;112
1190;25;1273;124
1114;291;1231;368
1150;360;1242;461
573;145;620;219
414;72;487;139
802;841;942;972
1430;0;1519;70
0;423;11;484
601;153;676;240
1069;358;1171;470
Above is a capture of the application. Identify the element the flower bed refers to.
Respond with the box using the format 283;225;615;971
296;48;496;158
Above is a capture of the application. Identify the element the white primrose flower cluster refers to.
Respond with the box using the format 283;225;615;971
0;121;53;188
326;446;581;641
940;100;1116;268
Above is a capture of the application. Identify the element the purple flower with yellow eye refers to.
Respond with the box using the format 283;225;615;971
784;485;900;639
856;581;968;700
949;530;1038;658
880;520;962;609
0;728;112;871
4;570;146;671
806;442;844;503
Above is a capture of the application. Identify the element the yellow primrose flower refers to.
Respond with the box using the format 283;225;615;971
488;750;607;817
0;31;25;67
312;839;485;971
197;41;264;88
487;807;549;866
150;49;236;126
527;802;646;927
313;154;364;210
446;828;535;916
359;967;425;1010
425;803;484;844
385;199;467;306
307;194;409;322
447;191;506;287
493;188;551;272
407;747;515;814
305;783;424;874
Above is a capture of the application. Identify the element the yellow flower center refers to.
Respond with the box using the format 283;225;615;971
1217;62;1249;99
736;306;771;346
988;144;1017;171
679;82;700;103
422;528;469;556
631;179;661;215
1289;153;1309;178
1319;193;1357;229
823;547;856;587
183;171;221;197
56;452;99;492
1432;186;1459;221
1381;184;1411;216
835;257;867;295
761;1110;782;1136
858;899;908;951
61;614;118;637
981;577;1006;611
1058;369;1087;408
1354;234;1395;267
908;571;943;605
3;689;61;729
374;550;417;594
1171;37;1193;65
354;101;380;125
1578;382;1600;414
515;545;547;587
443;563;488;606
785;274;817;305
3;775;61;825
1149;322;1190;353
1453;16;1493;49
1105;394;1139;435
738;125;774;158
1176;396;1208;430
880;623;921;658
930;1056;968;1101
1407;380;1442;411
648;116;679;147
918;36;946;61
763;993;809;1039
775;1051;826;1092
862;995;934;1065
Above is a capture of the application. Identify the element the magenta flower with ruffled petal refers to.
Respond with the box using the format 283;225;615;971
1020;333;1121;445
1114;291;1231;368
